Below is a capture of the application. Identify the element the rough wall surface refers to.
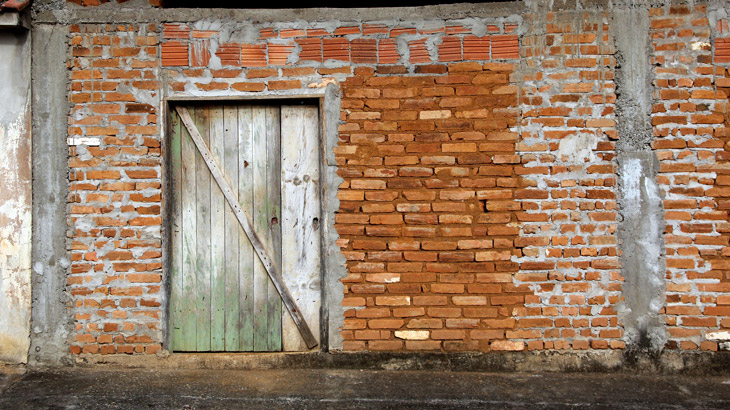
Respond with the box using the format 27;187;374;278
652;3;730;351
0;28;32;364
614;4;666;354
337;64;526;352
30;23;74;367
66;22;163;355
27;0;730;361
516;8;624;351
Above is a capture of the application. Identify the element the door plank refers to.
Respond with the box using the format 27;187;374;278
281;105;322;351
176;106;318;350
252;106;270;351
169;110;184;350
237;106;255;351
265;106;283;352
194;106;212;351
180;106;198;351
222;105;241;351
209;105;226;351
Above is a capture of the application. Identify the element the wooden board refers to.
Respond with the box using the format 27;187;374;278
194;106;212;352
209;105;226;351
252;106;282;351
281;105;322;351
264;106;283;351
169;112;184;350
237;106;255;351
178;106;198;351
170;103;319;352
222;105;241;351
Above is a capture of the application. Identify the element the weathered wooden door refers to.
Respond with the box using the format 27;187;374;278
169;103;321;352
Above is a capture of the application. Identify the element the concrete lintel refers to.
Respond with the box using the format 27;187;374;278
34;3;529;24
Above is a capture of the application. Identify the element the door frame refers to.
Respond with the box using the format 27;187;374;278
161;90;345;353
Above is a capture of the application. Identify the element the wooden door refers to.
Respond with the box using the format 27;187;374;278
169;103;321;352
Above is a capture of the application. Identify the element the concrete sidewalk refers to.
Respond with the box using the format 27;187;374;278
1;367;730;409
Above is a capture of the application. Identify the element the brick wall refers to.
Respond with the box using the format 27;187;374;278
515;11;623;351
652;4;730;351
66;18;526;355
68;23;163;355
337;64;527;352
63;2;730;356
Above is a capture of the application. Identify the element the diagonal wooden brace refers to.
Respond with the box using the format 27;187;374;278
176;106;318;350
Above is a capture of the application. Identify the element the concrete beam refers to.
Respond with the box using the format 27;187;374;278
33;2;528;24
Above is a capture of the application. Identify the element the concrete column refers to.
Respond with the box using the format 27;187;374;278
322;84;346;351
614;2;668;355
29;23;72;367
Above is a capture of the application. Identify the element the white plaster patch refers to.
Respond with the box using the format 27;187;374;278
33;261;44;276
74;144;93;161
706;330;730;341
556;132;598;163
691;41;710;51
192;19;258;45
708;6;728;35
619;157;642;216
207;39;223;70
67;137;101;146
308;78;336;88
122;84;158;106
394;330;429;340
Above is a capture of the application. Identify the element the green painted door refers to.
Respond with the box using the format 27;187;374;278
169;104;282;352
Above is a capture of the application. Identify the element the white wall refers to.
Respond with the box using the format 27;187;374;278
0;27;32;364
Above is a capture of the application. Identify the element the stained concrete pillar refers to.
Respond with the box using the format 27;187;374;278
614;2;668;354
29;23;73;367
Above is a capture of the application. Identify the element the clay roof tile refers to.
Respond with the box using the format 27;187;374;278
0;0;31;12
